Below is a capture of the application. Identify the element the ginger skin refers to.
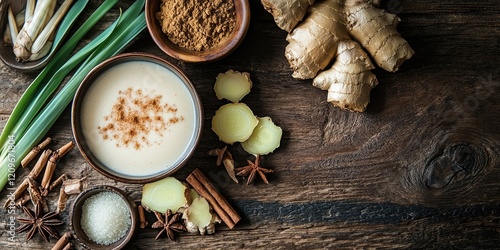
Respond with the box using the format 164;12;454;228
262;0;414;112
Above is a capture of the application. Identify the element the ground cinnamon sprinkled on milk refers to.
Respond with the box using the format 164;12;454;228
156;0;236;51
98;87;184;150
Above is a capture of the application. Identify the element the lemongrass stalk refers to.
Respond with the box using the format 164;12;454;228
30;0;74;57
28;41;52;61
25;0;36;22
0;2;145;190
0;0;105;157
7;5;19;45
13;0;57;61
0;3;119;163
0;0;129;162
3;9;25;45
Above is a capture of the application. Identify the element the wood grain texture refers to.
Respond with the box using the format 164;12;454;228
0;0;499;249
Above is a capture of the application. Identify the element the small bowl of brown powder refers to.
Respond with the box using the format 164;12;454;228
145;0;250;63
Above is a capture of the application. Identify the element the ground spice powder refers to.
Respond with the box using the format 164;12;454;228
98;88;184;150
156;0;236;51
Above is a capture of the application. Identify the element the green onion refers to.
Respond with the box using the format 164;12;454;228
0;0;146;190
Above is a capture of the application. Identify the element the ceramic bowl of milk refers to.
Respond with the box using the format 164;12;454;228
72;53;203;183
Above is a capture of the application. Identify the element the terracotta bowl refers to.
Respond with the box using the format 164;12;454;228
70;185;139;250
0;0;67;71
145;0;251;63
71;52;203;183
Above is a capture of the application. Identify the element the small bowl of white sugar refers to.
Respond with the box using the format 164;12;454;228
70;185;139;249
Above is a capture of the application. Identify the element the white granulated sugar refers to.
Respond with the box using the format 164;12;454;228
80;191;131;245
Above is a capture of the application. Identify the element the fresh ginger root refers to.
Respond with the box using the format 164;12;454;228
262;0;414;112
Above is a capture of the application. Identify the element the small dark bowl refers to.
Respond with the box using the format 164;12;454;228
69;185;139;249
0;0;66;71
145;0;250;63
71;52;203;183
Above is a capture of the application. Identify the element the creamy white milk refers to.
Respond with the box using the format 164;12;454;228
80;60;197;177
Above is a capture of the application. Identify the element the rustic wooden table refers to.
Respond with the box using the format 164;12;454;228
1;0;499;249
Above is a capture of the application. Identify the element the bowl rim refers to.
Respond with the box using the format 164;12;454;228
71;52;203;184
145;0;251;63
69;185;139;249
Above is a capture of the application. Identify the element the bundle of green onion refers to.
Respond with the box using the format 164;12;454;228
0;0;146;191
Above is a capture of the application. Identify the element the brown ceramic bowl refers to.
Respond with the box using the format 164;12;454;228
71;52;203;183
70;185;139;249
0;0;69;71
145;0;250;63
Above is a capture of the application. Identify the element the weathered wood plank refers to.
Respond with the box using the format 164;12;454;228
0;0;499;249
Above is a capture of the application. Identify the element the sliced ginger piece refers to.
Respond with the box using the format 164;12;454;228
212;103;259;144
182;197;220;235
214;70;253;103
141;177;189;214
242;117;282;155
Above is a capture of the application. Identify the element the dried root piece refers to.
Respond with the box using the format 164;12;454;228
242;117;282;156
214;70;253;103
262;0;414;112
56;186;68;214
211;103;259;144
141;177;190;214
56;177;86;213
182;197;221;235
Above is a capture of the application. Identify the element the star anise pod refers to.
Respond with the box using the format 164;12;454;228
16;201;64;242
151;209;186;241
235;155;274;185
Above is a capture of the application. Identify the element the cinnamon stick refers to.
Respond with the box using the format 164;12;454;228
41;153;58;192
54;141;75;158
138;205;148;229
51;232;72;250
3;149;51;209
49;174;68;191
186;168;240;229
40;141;74;191
21;137;51;168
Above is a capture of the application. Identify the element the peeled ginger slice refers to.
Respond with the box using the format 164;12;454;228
141;177;189;214
212;103;259;144
214;70;252;103
242;116;282;155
